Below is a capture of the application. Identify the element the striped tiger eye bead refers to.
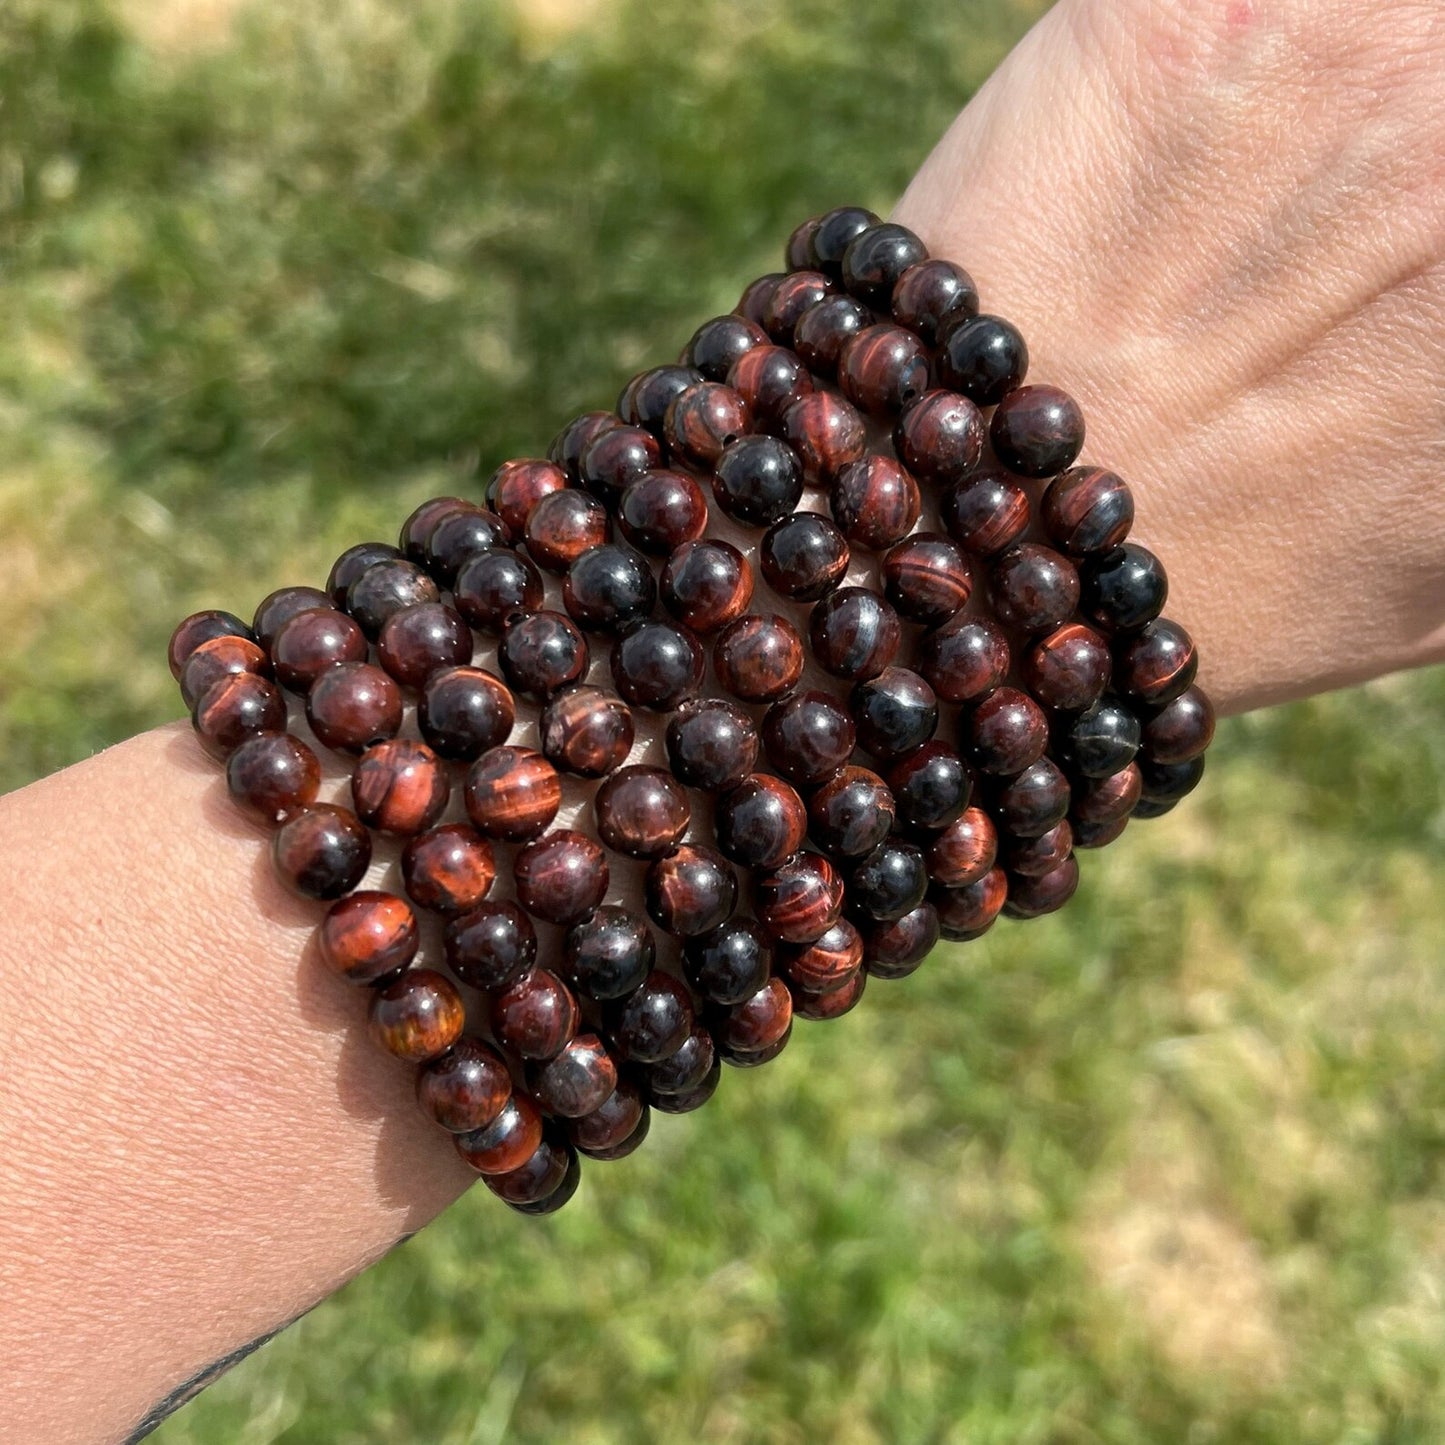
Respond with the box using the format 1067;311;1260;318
368;968;465;1064
179;633;271;711
862;903;940;980
891;258;978;346
1042;467;1135;555
893;389;986;487
781;391;867;487
514;830;609;928
192;673;286;759
352;738;450;836
791;969;866;1021
809;587;901;682
934;865;1009;940
618;470;709;555
487;458;569;536
762;270;834;346
1115;619;1199;707
882;533;972;625
527;1034;619;1118
570;1078;649;1160
1021;622;1112;712
1003;855;1080;919
926;807;998;888
686;314;769;382
417;1037;513;1133
780;919;863;994
727;344;814;428
837;323;931;415
400;822;496;917
665;381;751;468
445;899;537;992
226;732;321;826
456;1092;546;1175
755;851;845;945
645;845;739;938
306;661;404;754
453;549;545;633
939;468;1031;558
594;766;691;860
491;968;581;1061
318;890;420;985
524;489;610;573
418;666;515;761
760;513;851;602
990;384;1086;478
661;540;754;633
539;685;635;779
271;609;368;692
665;698;760;793
465;746;562;843
716;977;793;1058
1141;685;1216;764
761;689;857;788
716;773;809;869
807;766;896;858
916;615;1010;705
963;687;1050;776
713;614;806;703
498;610;589;699
168;609;254;680
377;602;472;690
830;455;921;550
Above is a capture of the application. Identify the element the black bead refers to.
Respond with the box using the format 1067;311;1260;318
562;906;656;1002
761;689;857;788
424;507;511;588
848;840;929;922
712;435;804;527
619;365;704;435
760;513;851;602
810;206;880;276
606;971;694;1065
346;559;440;639
498;611;590;699
1139;753;1206;806
1080;543;1168;634
840;222;929;306
684;918;773;1007
665;697;760;793
327;542;401;608
1066;698;1143;778
563;543;657;634
641;1026;717;1098
793;295;873;376
808;766;897;858
885;741;972;834
579;424;662;504
686;314;769;381
938;313;1029;406
850;667;939;763
991;757;1071;838
611;619;706;711
453;548;544;633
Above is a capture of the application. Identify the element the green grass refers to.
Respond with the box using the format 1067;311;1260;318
3;1;1444;1440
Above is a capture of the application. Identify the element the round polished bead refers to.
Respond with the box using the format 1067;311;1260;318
1141;685;1216;764
716;977;793;1056
885;741;971;834
168;609;254;679
665;381;751;469
830;455;921;550
714;614;806;703
809;586;901;681
1115;619;1199;707
1003;855;1080;920
684;918;772;1007
399;497;470;565
642;1025;717;1103
618;470;709;555
934;866;1009;940
618;365;704;436
498;610;589;699
192;673;286;758
305;661;403;754
318;890;419;985
717;1026;792;1069
645;845;738;938
549;411;623;482
538;685;633;779
665;698;760;793
417;666;514;762
792;968;866;1020
838;323;931;415
990;544;1081;634
179;634;271;710
737;273;784;326
528;1034;618;1118
759;513;850;602
851;667;938;763
992;757;1071;838
465;745;562;842
807;766;896;859
810;205;879;275
1041;468;1134;557
891;258;979;345
1022;622;1113;712
916;615;1010;705
594;766;691;860
377;602;472;690
862;903;940;979
486;1126;578;1208
456;1092;545;1175
423;507;511;588
578;423;661;504
606;970;695;1064
938;313;1028;406
1138;753;1207;806
524;488;610;574
1005;820;1074;879
925;806;998;888
417;1037;512;1134
487;458;569;537
964;687;1050;775
785;215;822;269
715;773;809;869
712;435;804;527
892;389;986;489
781;919;863;994
611;618;706;711
562;906;655;1002
563;543;657;634
492;968;580;1062
327;543;401;609
727;344;814;429
452;551;540;636
368;968;465;1063
938;469;1030;559
755;852;844;944
1070;761;1142;826
1072;816;1130;849
881;533;971;625
661;540;754;633
352;739;449;837
346;560;440;640
514;830;609;927
793;294;873;376
569;1078;648;1160
1081;544;1168;634
225;732;320;825
401;823;495;916
446;899;537;991
1066;698;1143;778
990;385;1086;478
253;585;336;652
687;314;769;381
781;392;867;487
762;270;834;346
848;839;927;923
840;222;928;306
762;690;856;787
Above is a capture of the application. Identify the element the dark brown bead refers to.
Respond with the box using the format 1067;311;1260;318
661;540;755;633
486;1126;579;1208
327;544;401;609
569;1078;648;1160
418;666;514;762
991;758;1071;838
885;741;972;834
464;746;562;842
1066;699;1143;778
760;513;851;602
1005;819;1074;878
684;918;772;1007
528;1034;618;1118
785;215;821;270
345;560;439;640
498;610;589;699
225;732;320;825
179;634;271;710
487;458;569;536
253;585;336;652
838;323;931;415
271;609;368;693
840;222;929;306
1022;622;1112;712
781;391;867;486
939;468;1031;557
809;586;900;681
830;455;921;550
1073;816;1130;849
934;866;1009;940
792;969;866;1020
646;845;739;938
1003;855;1080;919
990;544;1081;634
762;689;856;787
916;616;1010;705
417;1037;512;1133
453;548;545;633
401;822;496;916
716;773;809;869
717;1025;792;1068
594;766;691;860
686;313;769;381
1070;762;1142;827
893;389;986;487
850;667;939;763
399;496;470;565
514;829;609;927
377;602;472;690
891;258;979;346
807;766;896;858
318;890;419;985
423;506;512;588
491;968;580;1061
352;738;449;836
938;313;1028;406
862;903;940;979
727;344;814;429
811;206;881;275
665;381;751;469
539;685;634;779
881;533;971;625
618;365;704;436
1042;467;1135;555
1115;619;1200;707
618;469;709;555
192;672;285;758
925;807;998;888
606;970;694;1064
847;838;928;922
713;613;805;703
990;384;1086;478
579;423;662;504
368;968;465;1063
610;619;706;711
1081;544;1168;634
168;610;253;680
712;435;804;528
563;543;657;635
737;273;785;327
445;899;537;991
548;411;623;482
762;270;834;346
305;661;403;755
792;294;872;377
456;1092;545;1175
562;906;655;1002
642;1026;717;1104
755;851;844;944
781;919;863;994
716;976;793;1055
964;686;1050;775
665;698;760;793
524;488;610;574
1138;754;1207;808
1141;684;1216;764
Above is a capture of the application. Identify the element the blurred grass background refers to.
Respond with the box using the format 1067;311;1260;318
3;0;1445;1440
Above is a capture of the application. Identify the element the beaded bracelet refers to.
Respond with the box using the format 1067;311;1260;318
168;205;1214;1215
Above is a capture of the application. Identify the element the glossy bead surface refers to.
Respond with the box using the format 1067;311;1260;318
760;513;850;602
762;270;834;345
891;258;979;345
781;392;867;487
755;851;844;944
916;615;1010;705
661;540;754;633
619;364;705;435
485;1127;578;1208
1003;855;1080;920
938;469;1031;559
715;773;809;869
712;435;804;528
665;698;760;793
253;585;336;652
762;689;856;787
1115;619;1199;707
964;687;1050;775
990;385;1086;478
611;619;705;711
418;665;515;761
327;543;401;609
781;919;863;994
713;613;805;703
1066;699;1143;778
192;673;286;758
830;455;921;550
569;1079;648;1160
785;215;822;270
1139;754;1207;806
318;890;419;985
168;609;254;680
352;738;449;836
851;667;939;763
1141;685;1216;764
548;411;622;482
1070;761;1142;826
524;489;610;574
578;424;661;504
793;294;873;375
563;543;657;634
807;766;897;858
1073;816;1130;849
1081;544;1168;634
305;661;403;754
848;839;928;922
838;323;931;414
453;548;545;633
417;1037;512;1133
514;830;609;927
562;906;656;1002
938;313;1028;406
606;970;694;1064
717;1026;792;1068
368;969;465;1063
992;757;1071;838
377;602;472;690
225;732;320;825
498;610;589;699
881;533;971;625
809;586;901;681
1005;820;1074;878
346;560;439;640
645;845;738;938
642;1026;717;1103
399;497;470;565
179;634;271;710
686;314;769;381
487;458;568;536
840;222;928;306
456;1093;545;1175
401;823;496;916
891;389;987;490
738;272;785;326
539;685;634;778
465;746;562;842
1042;466;1135;555
594;766;691;860
618;470;709;555
528;1034;618;1118
684;918;772;1007
1022;622;1113;712
862;903;940;979
925;807;998;888
727;344;814;428
990;544;1081;634
885;742;971;834
792;968;866;1020
934;866;1009;940
665;381;751;468
810;205;880;275
716;977;793;1055
445;899;537;991
491;968;580;1061
423;506;511;588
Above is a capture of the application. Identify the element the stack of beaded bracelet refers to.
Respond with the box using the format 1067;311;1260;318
168;205;1214;1214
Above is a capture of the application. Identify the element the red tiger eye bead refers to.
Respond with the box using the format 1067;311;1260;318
1070;761;1143;827
661;540;755;633
755;851;844;945
1022;622;1113;712
445;899;537;992
225;732;320;826
352;738;449;836
882;533;971;625
1042;466;1135;556
345;559;440;640
1004;819;1074;878
760;513;851;602
686;313;769;382
253;585;336;652
762;270;834;346
548;411;623;482
1138;753;1206;812
318;890;419;985
830;455;921;550
493;1128;581;1210
991;757;1071;838
717;976;793;1056
841;221;929;307
793;294;873;376
761;689;857;788
594;766;691;860
400;822;496;916
862;902;940;980
578;423;662;504
781;391;867;487
539;685;635;779
524;489;610;574
453;549;545;634
620;364;705;434
377;602;473;690
487;458;569;536
717;1025;792;1069
665;381;752;468
491;968;580;1061
990;384;1086;478
665;697;760;793
306;661;403;755
925;806;998;888
727;343;814;428
527;1034;618;1118
891;258;979;346
934;865;1009;940
418;665;514;762
791;969;866;1021
423;507;511;588
737;272;785;327
989;544;1081;634
916;615;1010;705
465;745;562;843
498;610;589;699
1003;855;1081;919
417;1037;513;1133
456;1092;546;1175
611;619;706;712
808;766;896;858
399;497;470;565
963;686;1050;775
716;773;809;869
1114;619;1199;707
179;634;271;711
838;323;932;415
1141;684;1216;764
168;609;254;680
272;606;369;692
809;586;901;681
514;829;610;927
885;740;972;834
192;672;285;758
618;469;710;555
569;1078;648;1160
327;543;401;609
939;468;1032;558
713;613;806;703
368;968;465;1063
893;389;986;487
645;845;739;938
1073;814;1128;849
606;970;695;1064
780;919;863;994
